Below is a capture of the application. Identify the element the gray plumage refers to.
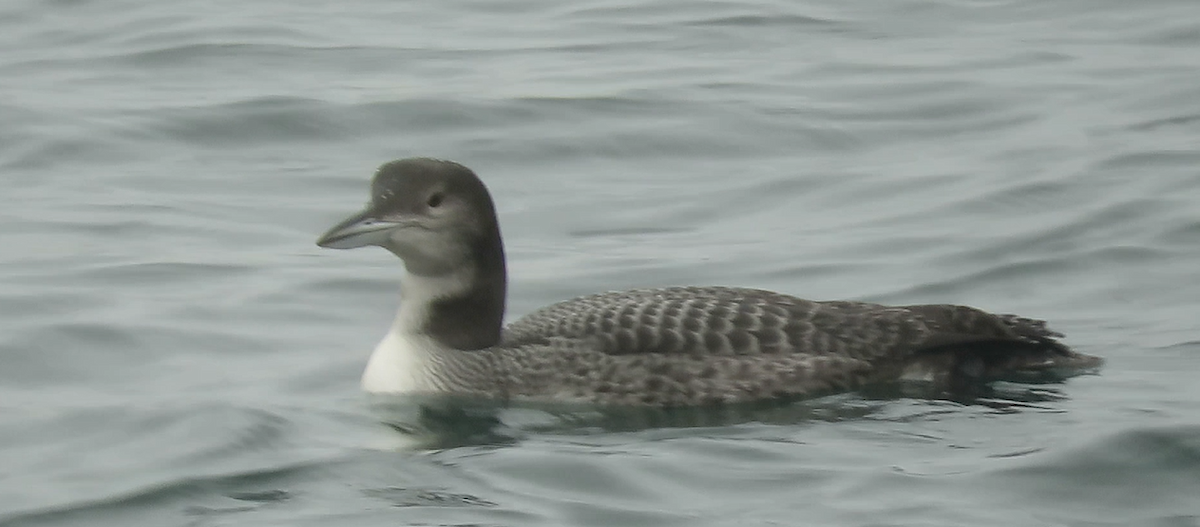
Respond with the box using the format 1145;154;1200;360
317;158;1103;407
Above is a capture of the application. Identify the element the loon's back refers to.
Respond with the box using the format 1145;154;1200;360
492;286;1099;405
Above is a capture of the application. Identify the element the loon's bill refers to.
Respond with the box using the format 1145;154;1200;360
317;158;1103;407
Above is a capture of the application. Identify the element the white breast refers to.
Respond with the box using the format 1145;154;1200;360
361;328;440;394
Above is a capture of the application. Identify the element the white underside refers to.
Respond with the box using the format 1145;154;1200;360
899;356;953;384
899;362;938;383
361;328;441;394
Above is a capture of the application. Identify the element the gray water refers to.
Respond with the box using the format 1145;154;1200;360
4;0;1200;525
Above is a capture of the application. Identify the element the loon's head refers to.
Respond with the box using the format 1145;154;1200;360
318;158;508;349
317;158;503;278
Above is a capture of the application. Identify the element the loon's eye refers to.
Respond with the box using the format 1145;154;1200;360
427;193;444;208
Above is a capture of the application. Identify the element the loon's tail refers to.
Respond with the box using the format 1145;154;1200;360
984;313;1103;381
906;310;1103;388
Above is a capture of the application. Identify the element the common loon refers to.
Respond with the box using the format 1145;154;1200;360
317;158;1102;407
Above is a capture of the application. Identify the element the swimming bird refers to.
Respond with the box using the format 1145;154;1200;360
317;158;1102;407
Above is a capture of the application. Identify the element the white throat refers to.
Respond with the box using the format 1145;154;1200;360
360;267;475;394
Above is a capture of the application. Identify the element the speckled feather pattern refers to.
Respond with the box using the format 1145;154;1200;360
431;286;1076;406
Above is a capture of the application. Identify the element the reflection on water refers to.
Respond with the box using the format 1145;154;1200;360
369;377;1083;449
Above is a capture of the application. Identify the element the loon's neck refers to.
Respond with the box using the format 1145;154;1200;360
393;246;507;350
361;262;507;394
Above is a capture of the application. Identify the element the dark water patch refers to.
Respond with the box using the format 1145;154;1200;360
111;18;318;52
136;96;354;148
350;95;802;159
927;195;1176;269
118;40;331;69
74;260;257;284
1127;112;1200;132
2;464;308;527
1141;17;1200;45
880;254;1085;300
683;12;844;30
954;180;1076;215
126;93;792;157
349;97;547;136
568;226;691;238
759;261;881;285
1093;147;1200;174
0;320;143;382
181;489;293;522
304;275;400;297
0;127;145;174
362;486;498;508
0;291;104;323
0;318;275;389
